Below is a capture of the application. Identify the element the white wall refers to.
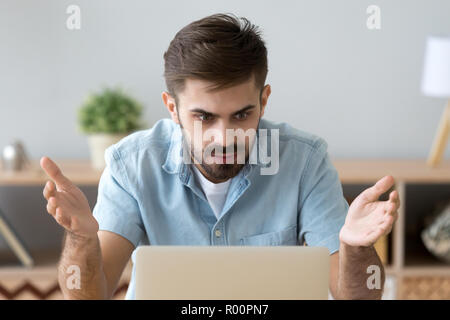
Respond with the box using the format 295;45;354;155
1;0;450;161
1;0;450;253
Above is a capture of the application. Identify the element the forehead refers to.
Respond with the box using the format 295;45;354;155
178;77;259;113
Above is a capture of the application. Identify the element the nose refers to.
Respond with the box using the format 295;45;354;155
212;120;239;149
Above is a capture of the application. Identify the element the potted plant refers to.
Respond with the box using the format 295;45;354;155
78;87;144;169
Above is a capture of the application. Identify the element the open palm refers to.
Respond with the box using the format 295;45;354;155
41;156;99;239
339;175;400;247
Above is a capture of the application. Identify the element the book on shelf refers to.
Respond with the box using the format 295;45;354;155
0;208;34;267
374;234;389;265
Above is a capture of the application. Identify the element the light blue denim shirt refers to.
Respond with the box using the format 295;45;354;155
92;118;349;299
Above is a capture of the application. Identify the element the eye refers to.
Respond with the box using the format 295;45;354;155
235;112;250;120
195;113;213;121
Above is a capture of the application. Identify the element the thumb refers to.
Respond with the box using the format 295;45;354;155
40;156;72;190
360;175;395;203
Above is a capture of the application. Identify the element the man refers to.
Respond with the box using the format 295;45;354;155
40;13;400;299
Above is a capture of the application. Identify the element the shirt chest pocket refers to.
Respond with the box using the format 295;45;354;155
240;225;298;246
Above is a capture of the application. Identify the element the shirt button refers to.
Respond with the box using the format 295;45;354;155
215;229;222;237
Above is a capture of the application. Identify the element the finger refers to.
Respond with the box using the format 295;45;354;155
393;211;399;223
40;156;72;190
383;224;393;236
384;201;397;216
381;209;398;227
389;190;396;201
386;216;395;233
384;211;396;226
362;175;395;203
43;180;56;200
389;195;401;214
47;196;57;216
389;190;400;207
379;216;395;235
46;202;56;215
55;207;71;229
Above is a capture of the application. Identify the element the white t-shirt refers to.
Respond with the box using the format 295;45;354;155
191;165;232;219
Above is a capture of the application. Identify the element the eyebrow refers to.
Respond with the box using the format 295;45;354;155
189;104;256;117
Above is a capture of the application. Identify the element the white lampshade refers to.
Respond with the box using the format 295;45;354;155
421;36;450;97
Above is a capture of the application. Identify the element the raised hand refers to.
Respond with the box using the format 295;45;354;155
339;175;400;247
40;156;99;239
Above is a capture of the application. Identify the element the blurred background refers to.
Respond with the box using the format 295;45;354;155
0;0;449;299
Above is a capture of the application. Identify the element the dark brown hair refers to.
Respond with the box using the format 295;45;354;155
163;13;268;106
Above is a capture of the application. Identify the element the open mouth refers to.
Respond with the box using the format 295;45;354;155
211;150;237;162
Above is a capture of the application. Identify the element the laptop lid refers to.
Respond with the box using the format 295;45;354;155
135;245;330;300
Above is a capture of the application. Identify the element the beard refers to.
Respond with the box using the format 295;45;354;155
201;163;243;181
181;136;248;181
196;147;247;181
179;119;260;182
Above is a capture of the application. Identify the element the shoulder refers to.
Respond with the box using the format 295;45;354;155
258;118;328;157
104;118;176;170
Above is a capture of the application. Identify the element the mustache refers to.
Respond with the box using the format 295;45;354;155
206;144;246;156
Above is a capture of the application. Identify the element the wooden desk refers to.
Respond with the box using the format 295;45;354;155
0;160;102;186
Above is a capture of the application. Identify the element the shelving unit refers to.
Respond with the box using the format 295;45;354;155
1;159;450;299
334;159;450;299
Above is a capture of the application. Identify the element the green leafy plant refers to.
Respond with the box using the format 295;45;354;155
78;87;144;134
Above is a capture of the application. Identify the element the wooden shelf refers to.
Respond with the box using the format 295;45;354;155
333;159;450;299
332;158;450;183
404;251;450;267
402;266;450;276
0;160;102;186
2;158;449;185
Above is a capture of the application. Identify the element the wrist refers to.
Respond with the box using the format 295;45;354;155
339;240;376;260
66;230;98;245
339;223;377;248
340;239;368;250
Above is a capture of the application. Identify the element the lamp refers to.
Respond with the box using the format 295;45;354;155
421;35;450;167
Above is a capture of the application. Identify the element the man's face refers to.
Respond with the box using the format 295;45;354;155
163;76;271;183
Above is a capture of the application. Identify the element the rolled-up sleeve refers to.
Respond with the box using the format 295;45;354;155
92;145;145;248
298;138;348;255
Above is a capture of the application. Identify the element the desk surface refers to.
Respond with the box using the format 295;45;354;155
1;159;450;186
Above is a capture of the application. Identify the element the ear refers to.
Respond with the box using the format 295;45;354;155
259;84;271;118
162;91;180;124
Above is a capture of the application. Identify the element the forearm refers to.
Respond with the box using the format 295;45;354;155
336;241;385;299
58;231;108;299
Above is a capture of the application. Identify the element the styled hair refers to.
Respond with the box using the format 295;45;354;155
163;13;268;106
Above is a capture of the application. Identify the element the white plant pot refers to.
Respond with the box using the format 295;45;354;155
87;133;128;169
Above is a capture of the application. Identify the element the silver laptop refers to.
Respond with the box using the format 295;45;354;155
135;245;330;300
